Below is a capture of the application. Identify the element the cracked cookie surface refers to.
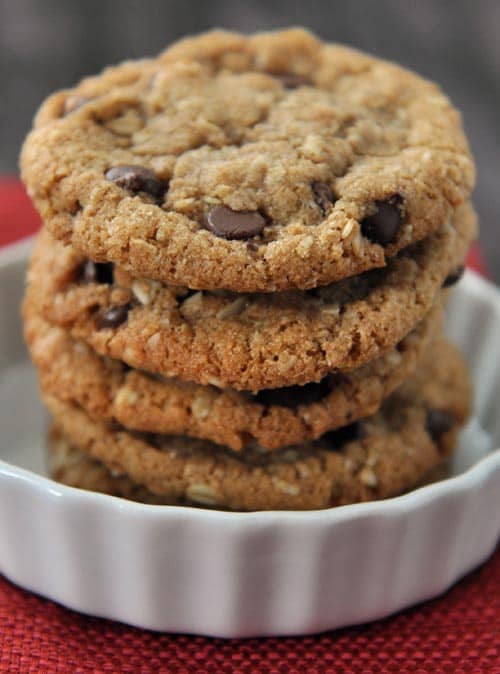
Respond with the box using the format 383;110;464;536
25;303;439;451
44;338;471;511
21;28;474;292
25;203;476;390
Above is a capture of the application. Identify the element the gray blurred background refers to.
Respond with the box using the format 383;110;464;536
1;0;498;277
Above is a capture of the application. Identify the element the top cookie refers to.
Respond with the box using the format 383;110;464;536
20;29;474;292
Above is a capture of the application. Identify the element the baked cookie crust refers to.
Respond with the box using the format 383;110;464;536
25;304;439;451
44;338;471;511
25;203;475;390
21;29;474;292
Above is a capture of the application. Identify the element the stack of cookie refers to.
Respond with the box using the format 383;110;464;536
21;29;476;510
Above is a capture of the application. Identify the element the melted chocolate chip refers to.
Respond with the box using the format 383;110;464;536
312;181;335;214
361;194;404;245
206;205;266;240
80;260;114;285
97;303;131;330
105;165;166;200
275;73;312;89
255;377;331;408
322;422;364;450
442;266;465;288
426;409;455;444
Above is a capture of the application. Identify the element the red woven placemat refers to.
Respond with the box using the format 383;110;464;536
0;178;41;247
0;177;498;673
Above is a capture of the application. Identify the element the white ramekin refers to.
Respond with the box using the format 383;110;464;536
0;239;499;637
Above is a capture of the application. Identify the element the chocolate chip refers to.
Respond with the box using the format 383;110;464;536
361;194;404;245
275;73;312;89
322;422;364;450
312;182;335;214
442;266;465;288
105;165;166;200
255;377;331;408
80;260;114;285
97;303;131;330
206;205;266;240
426;409;455;444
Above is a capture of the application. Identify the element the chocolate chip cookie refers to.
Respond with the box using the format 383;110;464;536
48;426;174;505
25;203;476;391
44;338;471;511
21;28;474;292
25;303;439;451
